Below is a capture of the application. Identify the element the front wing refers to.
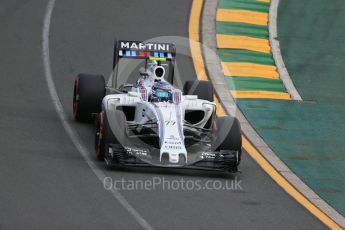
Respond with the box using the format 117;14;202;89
104;144;239;173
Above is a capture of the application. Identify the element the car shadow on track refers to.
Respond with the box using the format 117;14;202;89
104;165;241;180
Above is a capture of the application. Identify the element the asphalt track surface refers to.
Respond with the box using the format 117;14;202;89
0;1;326;229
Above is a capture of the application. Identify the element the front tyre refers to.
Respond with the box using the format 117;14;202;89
73;74;105;122
213;116;242;163
95;110;126;160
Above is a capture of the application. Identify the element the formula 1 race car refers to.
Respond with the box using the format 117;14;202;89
73;40;242;172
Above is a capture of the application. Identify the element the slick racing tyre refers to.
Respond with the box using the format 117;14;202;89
213;116;242;162
95;110;126;160
73;74;105;122
183;80;214;102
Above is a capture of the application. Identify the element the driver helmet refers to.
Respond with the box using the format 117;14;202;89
151;81;172;102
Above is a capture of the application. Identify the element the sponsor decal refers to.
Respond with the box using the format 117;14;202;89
164;136;183;149
120;41;171;52
164;145;182;150
164;141;182;145
124;146;151;159
166;135;180;141
200;152;223;159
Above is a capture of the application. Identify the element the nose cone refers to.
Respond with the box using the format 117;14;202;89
160;152;187;165
169;153;187;165
169;153;179;163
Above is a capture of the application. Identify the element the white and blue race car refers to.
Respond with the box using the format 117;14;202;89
73;40;242;172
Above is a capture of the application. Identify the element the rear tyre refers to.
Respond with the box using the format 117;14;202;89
73;74;105;122
183;80;214;102
213;116;242;162
95;110;126;160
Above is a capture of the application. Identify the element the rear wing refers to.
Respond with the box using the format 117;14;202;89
113;40;176;69
112;40;176;87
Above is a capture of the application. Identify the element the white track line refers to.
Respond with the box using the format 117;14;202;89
42;1;154;229
269;0;302;101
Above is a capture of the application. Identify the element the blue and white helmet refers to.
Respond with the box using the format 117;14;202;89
152;81;172;91
152;81;172;101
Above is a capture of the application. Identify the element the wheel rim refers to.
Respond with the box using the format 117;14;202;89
96;112;104;159
73;78;80;117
